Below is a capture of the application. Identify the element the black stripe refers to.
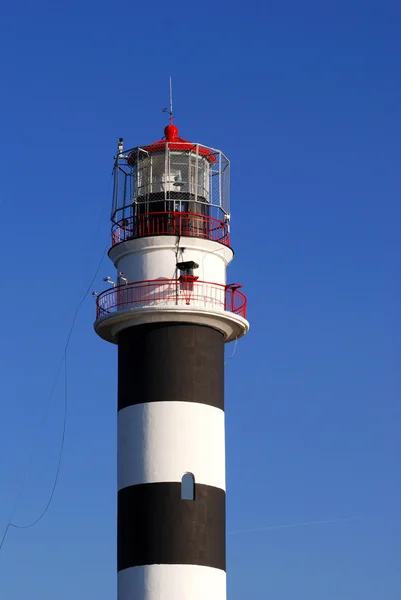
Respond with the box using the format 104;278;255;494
118;482;226;571
118;323;224;411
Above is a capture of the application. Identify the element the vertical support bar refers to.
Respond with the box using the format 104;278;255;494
113;159;119;222
195;145;199;205
164;142;169;212
147;152;152;215
218;152;222;210
135;148;140;218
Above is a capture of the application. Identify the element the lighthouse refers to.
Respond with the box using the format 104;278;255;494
94;119;249;600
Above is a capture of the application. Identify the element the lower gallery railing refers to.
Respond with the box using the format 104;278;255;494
96;279;247;319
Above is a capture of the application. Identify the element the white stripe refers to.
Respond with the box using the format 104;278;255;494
118;402;225;490
110;235;233;289
118;564;226;600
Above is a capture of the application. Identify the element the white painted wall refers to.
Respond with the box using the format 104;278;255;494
109;236;233;287
118;402;225;491
118;564;226;600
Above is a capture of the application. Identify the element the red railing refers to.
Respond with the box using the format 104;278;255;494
96;279;247;320
111;212;230;247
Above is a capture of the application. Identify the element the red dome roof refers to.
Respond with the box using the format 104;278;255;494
128;125;216;165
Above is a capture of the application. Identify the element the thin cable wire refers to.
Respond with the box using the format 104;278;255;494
0;355;68;550
227;517;360;536
224;336;238;365
91;175;113;244
4;355;68;534
0;173;112;553
0;238;109;553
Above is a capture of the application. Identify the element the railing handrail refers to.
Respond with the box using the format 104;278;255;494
111;211;230;247
96;278;242;300
112;211;227;224
96;278;246;319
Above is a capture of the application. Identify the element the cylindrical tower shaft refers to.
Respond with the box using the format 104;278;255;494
117;323;226;599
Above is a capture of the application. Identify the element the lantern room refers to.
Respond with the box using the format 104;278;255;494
111;124;231;246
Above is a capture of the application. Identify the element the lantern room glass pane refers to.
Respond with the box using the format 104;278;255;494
136;150;210;204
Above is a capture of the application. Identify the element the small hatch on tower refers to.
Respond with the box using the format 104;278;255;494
181;473;195;501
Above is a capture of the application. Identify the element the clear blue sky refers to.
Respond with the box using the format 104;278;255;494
0;1;400;598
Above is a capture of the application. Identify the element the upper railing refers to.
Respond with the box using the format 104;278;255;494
96;278;247;320
111;212;230;247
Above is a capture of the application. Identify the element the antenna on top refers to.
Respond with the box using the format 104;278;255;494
162;76;174;123
169;76;173;124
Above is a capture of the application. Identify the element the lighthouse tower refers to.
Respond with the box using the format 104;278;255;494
94;120;249;600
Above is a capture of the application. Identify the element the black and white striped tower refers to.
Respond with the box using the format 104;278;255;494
94;121;249;600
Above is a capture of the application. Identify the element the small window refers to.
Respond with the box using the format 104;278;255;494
181;473;195;500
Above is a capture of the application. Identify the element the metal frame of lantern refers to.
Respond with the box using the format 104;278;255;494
111;139;230;228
